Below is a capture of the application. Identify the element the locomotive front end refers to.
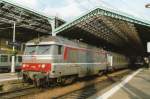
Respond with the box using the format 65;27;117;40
22;41;62;86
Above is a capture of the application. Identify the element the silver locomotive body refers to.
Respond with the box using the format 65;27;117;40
22;36;129;86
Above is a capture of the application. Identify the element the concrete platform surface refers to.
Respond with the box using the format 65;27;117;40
88;68;150;99
109;69;150;99
0;73;21;83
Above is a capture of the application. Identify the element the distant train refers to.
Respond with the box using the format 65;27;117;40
22;36;129;87
0;54;22;72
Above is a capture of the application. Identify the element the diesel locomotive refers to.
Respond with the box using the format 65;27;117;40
22;36;129;86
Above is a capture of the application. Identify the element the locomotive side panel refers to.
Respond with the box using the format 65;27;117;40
50;46;108;78
65;47;107;77
50;47;79;78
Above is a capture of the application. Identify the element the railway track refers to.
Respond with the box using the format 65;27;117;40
54;69;130;99
0;85;38;99
56;80;112;99
0;69;131;99
15;69;131;99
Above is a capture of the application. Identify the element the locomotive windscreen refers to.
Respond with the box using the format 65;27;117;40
24;45;36;55
24;45;62;55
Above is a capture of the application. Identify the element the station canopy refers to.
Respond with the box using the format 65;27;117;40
0;0;65;42
54;7;150;56
0;0;150;56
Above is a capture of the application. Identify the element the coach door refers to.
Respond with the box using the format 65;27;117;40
107;55;113;67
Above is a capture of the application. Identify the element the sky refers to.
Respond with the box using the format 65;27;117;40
11;0;150;21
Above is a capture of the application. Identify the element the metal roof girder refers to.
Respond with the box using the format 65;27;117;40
0;0;53;20
84;24;98;33
19;24;46;31
0;15;49;31
90;26;115;43
0;14;16;22
78;26;99;38
97;9;105;15
0;17;15;24
111;20;129;41
20;24;48;32
0;6;52;31
76;12;92;24
99;17;123;37
79;22;102;36
55;7;150;36
105;12;111;17
54;9;98;34
104;11;140;23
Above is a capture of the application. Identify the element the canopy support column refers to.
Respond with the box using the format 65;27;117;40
11;21;16;73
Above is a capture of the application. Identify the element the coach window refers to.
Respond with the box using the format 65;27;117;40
17;56;22;62
1;55;8;62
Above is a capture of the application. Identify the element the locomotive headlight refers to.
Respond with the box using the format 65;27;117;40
26;65;29;67
41;64;46;68
22;64;26;68
38;64;41;68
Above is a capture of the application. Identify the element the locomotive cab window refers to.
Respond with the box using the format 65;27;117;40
37;45;51;55
24;45;36;55
25;45;62;55
38;45;62;55
49;45;62;55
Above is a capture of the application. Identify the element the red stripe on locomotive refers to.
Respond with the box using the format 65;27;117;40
64;47;68;60
22;63;51;72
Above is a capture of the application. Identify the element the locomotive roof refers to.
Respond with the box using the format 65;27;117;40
26;36;127;57
27;36;63;43
26;36;77;45
26;36;101;50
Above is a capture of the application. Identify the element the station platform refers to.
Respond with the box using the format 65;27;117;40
109;69;150;99
0;73;21;83
89;68;150;99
